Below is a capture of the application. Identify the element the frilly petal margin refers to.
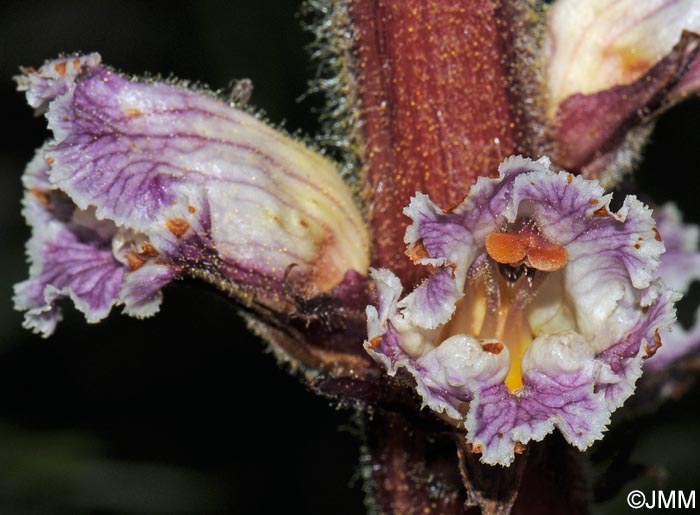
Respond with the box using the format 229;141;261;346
365;157;678;466
14;149;140;337
14;54;369;339
545;0;700;183
645;203;700;372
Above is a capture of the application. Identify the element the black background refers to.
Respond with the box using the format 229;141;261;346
0;2;699;514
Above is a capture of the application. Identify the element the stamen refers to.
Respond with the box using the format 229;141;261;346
474;260;502;339
461;221;568;390
441;228;556;392
498;267;547;391
439;259;491;341
485;222;568;272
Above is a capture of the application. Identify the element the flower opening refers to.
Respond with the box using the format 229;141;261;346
365;156;678;466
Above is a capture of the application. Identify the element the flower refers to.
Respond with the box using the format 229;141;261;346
14;55;370;357
545;0;700;184
645;203;700;374
365;156;678;465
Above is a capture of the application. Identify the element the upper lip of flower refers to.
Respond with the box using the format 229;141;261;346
364;156;678;466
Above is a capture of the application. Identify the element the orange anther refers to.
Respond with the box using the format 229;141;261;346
126;252;146;271
406;239;430;263
139;242;159;258
30;188;50;206
486;225;568;272
526;242;568;272
485;232;527;264
643;330;663;359
368;335;383;349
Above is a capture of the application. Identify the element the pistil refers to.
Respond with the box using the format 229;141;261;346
495;264;547;391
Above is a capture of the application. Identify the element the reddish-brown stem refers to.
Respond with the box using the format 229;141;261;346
348;0;543;286
361;411;590;515
510;435;590;515
361;411;470;515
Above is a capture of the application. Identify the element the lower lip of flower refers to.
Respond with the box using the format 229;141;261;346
439;221;569;392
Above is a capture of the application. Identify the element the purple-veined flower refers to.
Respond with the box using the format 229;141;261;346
12;1;700;514
14;53;370;343
365;156;677;466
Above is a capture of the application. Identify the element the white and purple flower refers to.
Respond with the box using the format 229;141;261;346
13;54;369;340
365;156;679;466
646;203;700;374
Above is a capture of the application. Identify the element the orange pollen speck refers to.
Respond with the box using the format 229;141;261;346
126;108;142;117
30;188;50;206
126;252;147;271
46;157;55;166
166;218;190;238
514;441;526;454
139;242;159;258
485;226;568;272
593;206;609;217
406;239;430;263
368;335;383;349
652;227;662;242
188;205;197;214
54;61;67;76
481;342;504;355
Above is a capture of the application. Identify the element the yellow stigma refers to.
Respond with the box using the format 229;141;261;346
502;315;531;391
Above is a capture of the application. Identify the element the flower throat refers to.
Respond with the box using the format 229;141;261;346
440;220;568;391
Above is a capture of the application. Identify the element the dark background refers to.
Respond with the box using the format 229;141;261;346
0;1;699;514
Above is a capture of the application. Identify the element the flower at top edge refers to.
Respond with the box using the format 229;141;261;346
13;54;369;337
645;203;700;373
364;156;678;466
545;0;700;112
544;0;700;181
